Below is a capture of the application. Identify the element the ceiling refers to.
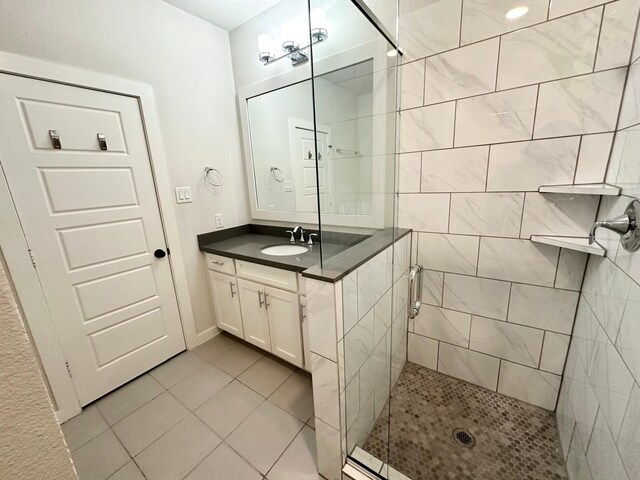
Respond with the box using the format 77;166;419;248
161;0;282;31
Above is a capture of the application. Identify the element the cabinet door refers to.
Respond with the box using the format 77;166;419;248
209;271;243;338
265;286;303;368
237;279;271;350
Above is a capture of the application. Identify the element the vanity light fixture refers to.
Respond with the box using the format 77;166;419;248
505;6;529;19
257;9;329;67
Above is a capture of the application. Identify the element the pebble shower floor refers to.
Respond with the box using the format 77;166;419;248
362;362;568;480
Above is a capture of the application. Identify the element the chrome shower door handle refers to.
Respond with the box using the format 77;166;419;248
409;264;423;319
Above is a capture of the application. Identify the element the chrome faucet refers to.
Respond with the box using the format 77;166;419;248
589;215;631;244
292;225;305;243
589;199;640;252
308;233;319;245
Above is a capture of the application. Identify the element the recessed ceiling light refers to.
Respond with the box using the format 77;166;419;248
505;6;529;19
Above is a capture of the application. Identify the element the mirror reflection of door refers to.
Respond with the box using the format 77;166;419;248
289;120;332;213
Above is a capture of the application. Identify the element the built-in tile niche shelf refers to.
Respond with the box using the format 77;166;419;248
538;183;621;196
530;235;607;256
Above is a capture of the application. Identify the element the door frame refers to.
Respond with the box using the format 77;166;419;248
0;52;197;422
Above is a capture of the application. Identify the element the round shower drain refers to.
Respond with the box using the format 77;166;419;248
452;428;476;448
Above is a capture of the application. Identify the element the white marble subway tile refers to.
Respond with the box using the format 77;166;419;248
487;137;580;192
449;193;524;238
421;146;489;192
556;379;575;462
549;0;609;18
565;415;596;480
568;349;600;447
315;419;342;480
438;342;500;390
520;193;600;238
344;374;359;431
443;274;511;320
455;86;538;147
508;283;580;334
343;309;375;385
610;124;640;199
618;382;640;479
582;256;633;341
417;233;480;275
393;234;411;282
616;281;640;381
342;271;358;335
574;132;615;184
588;326;635;438
540;332;571;375
470;316;544;367
307;279;338;361
311;354;340;431
373;289;392;346
595;0;640;71
398;193;450;233
398;153;421;193
498;9;601;90
498;361;561;410
425;38;499;104
586;410;631;480
399;0;462;61
534;68;627;138
555;249;588;291
400;59;425;110
422;270;444;307
572;298;601;372
407;333;439;370
357;248;392;317
461;0;550;45
346;392;374;455
478;238;559;287
399;102;455;152
414;305;472;347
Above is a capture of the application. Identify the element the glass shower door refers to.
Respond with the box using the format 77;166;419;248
308;0;406;477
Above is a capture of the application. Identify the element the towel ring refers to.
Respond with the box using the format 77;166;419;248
270;167;284;183
204;167;223;187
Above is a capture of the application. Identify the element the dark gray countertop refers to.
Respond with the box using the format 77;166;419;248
197;224;411;283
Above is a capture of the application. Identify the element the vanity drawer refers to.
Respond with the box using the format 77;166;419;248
236;260;298;292
205;253;235;274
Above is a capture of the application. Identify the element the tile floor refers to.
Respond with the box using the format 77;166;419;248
62;333;321;480
361;362;568;480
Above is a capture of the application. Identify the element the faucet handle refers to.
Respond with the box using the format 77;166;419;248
308;233;319;245
285;230;295;242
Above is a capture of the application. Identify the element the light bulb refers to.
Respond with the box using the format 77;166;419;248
311;8;326;29
505;6;529;19
258;34;273;53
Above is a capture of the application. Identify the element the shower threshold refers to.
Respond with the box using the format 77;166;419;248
354;362;569;480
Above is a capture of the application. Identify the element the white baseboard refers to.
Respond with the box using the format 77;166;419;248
192;325;221;348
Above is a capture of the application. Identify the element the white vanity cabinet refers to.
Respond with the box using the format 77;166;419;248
208;271;244;338
204;253;308;370
237;278;271;351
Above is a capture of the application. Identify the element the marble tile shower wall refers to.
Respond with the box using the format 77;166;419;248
306;235;410;479
398;0;640;410
555;37;640;480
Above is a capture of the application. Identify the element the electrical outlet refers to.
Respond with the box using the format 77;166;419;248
284;180;293;192
214;213;224;229
174;187;192;204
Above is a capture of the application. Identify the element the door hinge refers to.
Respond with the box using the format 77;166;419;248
65;361;72;377
28;249;36;268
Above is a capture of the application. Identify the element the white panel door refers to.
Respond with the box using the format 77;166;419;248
209;271;244;338
237;279;271;350
0;74;185;405
265;286;303;368
291;124;331;212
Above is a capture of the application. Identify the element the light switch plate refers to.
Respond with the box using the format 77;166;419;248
215;213;224;228
175;187;192;204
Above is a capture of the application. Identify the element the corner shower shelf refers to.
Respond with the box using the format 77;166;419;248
538;183;621;195
530;235;607;256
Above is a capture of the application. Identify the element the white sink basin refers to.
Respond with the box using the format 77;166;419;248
261;244;309;256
